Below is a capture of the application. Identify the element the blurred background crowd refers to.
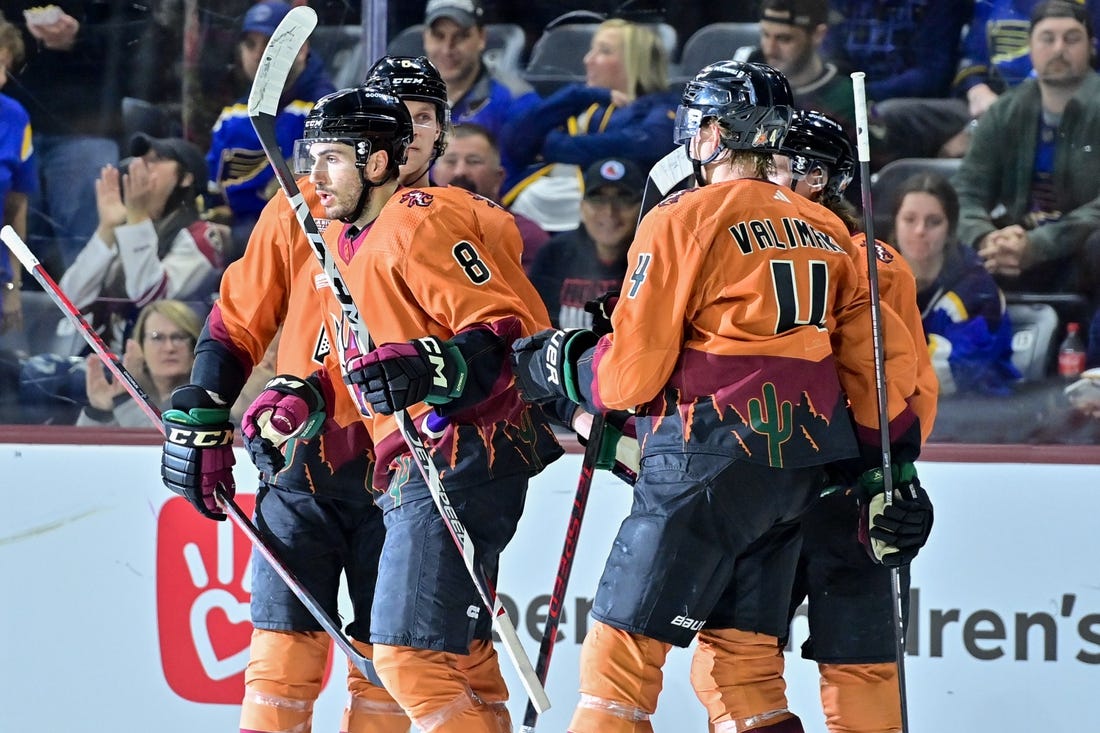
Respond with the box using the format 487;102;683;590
1;0;1099;444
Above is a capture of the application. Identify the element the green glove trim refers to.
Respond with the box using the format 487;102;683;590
561;329;598;406
163;406;231;426
424;338;469;404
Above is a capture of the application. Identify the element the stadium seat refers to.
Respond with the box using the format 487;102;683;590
1007;301;1060;382
868;157;962;239
673;22;760;83
387;23;528;75
311;25;364;89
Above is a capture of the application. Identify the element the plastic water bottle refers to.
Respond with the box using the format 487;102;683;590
1058;322;1087;379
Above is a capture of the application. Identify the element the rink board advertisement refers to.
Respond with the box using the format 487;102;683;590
1;439;1098;732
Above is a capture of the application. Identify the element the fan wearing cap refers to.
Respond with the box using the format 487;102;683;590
421;0;539;180
206;0;335;262
57;133;225;355
528;157;642;329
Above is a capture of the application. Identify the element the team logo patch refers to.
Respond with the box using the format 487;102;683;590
874;241;895;264
751;126;780;147
400;190;434;208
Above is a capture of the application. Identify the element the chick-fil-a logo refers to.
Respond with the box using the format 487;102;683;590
156;495;256;704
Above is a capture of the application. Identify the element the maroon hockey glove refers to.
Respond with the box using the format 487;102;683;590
345;336;468;415
241;375;326;476
584;289;620;337
857;462;934;567
161;385;235;521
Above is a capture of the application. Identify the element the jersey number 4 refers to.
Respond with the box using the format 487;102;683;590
771;260;829;333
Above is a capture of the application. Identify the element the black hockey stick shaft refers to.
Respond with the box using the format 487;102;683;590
248;7;549;713
851;72;909;732
0;225;382;686
520;412;606;732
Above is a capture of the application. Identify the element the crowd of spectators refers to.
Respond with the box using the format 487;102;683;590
0;0;1098;444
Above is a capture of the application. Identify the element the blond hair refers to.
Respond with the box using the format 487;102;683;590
133;300;202;346
599;19;669;98
0;12;25;66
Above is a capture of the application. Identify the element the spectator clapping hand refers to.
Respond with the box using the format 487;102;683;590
83;339;142;412
24;9;79;52
93;165;128;245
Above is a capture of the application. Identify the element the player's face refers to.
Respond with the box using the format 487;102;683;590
759;21;816;79
308;142;364;220
1030;17;1093;88
581;185;641;253
424;19;485;87
141;312;195;384
584;27;628;93
771;155;824;199
401;100;442;186
894;191;950;269
432;133;503;199
239;32;308;83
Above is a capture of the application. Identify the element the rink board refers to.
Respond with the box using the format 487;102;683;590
1;437;1098;732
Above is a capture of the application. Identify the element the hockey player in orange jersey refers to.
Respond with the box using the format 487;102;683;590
510;60;924;733
771;109;936;733
159;57;455;733
275;83;560;732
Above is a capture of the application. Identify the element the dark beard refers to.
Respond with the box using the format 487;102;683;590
448;175;484;198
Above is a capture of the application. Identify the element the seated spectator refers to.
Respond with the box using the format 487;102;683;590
830;0;972;162
57;134;226;356
431;122;551;271
501;18;677;233
0;11;36;337
529;156;643;328
893;172;1020;395
421;0;539;176
206;0;335;262
956;1;1100;306
78;299;199;427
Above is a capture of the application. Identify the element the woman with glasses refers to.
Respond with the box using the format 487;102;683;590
77;299;199;427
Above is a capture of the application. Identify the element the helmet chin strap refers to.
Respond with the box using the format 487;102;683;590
686;140;730;187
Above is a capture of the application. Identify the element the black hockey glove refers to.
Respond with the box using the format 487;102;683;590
161;385;236;521
346;336;468;415
240;374;326;475
510;328;598;405
857;462;933;567
584;288;620;337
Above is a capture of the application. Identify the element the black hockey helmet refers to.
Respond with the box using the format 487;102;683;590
365;55;450;160
779;109;855;197
293;85;414;180
674;60;794;153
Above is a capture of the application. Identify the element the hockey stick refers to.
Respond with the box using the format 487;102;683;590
0;224;383;686
638;145;695;220
520;411;605;732
850;72;910;733
248;7;550;714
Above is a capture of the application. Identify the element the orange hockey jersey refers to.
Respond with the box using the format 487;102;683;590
591;178;919;469
196;179;374;497
315;185;563;491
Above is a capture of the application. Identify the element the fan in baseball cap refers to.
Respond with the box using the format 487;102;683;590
760;0;831;28
241;0;292;38
129;133;208;195
582;158;645;202
424;0;485;29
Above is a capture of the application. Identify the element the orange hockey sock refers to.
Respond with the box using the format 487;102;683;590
691;628;797;731
567;621;672;733
819;662;901;733
239;629;328;733
341;638;410;733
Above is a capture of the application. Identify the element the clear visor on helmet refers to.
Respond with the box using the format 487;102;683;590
290;138;367;175
674;106;705;145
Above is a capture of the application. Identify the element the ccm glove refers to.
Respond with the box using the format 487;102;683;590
240;375;326;475
510;328;598;404
584;289;620;337
161;385;236;521
346;336;467;415
858;462;934;567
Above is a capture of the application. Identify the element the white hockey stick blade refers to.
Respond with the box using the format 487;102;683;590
648;146;694;196
1;225;40;270
248;6;318;118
